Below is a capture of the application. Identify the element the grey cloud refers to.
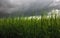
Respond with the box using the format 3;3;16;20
0;0;60;14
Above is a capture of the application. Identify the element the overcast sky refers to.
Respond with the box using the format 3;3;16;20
0;0;60;13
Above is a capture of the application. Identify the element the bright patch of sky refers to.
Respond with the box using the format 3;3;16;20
48;9;60;17
55;0;60;2
50;0;60;6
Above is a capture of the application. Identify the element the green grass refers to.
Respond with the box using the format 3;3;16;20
0;16;60;38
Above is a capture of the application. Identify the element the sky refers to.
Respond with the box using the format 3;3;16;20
0;0;60;14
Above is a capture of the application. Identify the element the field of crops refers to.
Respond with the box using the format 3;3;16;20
0;16;60;38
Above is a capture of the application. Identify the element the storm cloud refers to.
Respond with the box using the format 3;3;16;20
0;0;60;15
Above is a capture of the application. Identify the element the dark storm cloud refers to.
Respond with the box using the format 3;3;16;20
0;0;60;14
